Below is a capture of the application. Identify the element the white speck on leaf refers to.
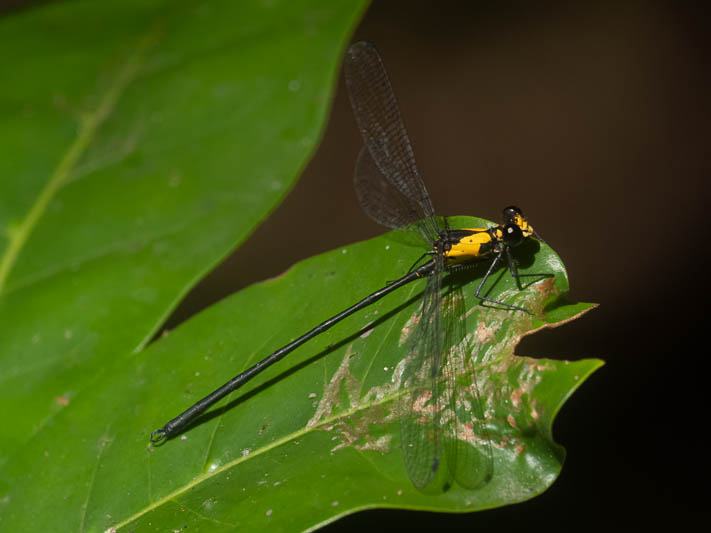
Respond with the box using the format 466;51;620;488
201;498;216;510
169;172;181;187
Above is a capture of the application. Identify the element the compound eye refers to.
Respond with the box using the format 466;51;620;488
503;223;524;246
502;205;523;223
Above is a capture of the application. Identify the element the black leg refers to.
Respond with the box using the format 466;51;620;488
405;251;434;275
475;253;529;313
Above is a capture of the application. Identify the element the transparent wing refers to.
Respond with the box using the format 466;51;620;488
353;146;442;244
345;40;492;491
345;41;442;244
399;258;446;489
440;280;494;489
400;260;494;491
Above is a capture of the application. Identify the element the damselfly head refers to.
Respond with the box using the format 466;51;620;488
502;205;538;241
502;205;524;224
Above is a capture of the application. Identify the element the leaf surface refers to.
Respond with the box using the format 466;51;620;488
0;217;601;531
0;0;367;468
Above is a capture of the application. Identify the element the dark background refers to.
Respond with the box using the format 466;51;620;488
4;0;709;528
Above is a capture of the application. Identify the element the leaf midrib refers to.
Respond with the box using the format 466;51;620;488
0;28;159;295
112;368;410;532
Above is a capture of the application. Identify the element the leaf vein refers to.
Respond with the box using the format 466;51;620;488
0;27;160;295
79;427;113;533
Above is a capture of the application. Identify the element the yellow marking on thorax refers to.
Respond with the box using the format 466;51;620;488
444;227;494;264
512;215;534;237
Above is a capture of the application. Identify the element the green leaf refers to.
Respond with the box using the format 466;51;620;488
0;0;367;468
0;216;601;532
